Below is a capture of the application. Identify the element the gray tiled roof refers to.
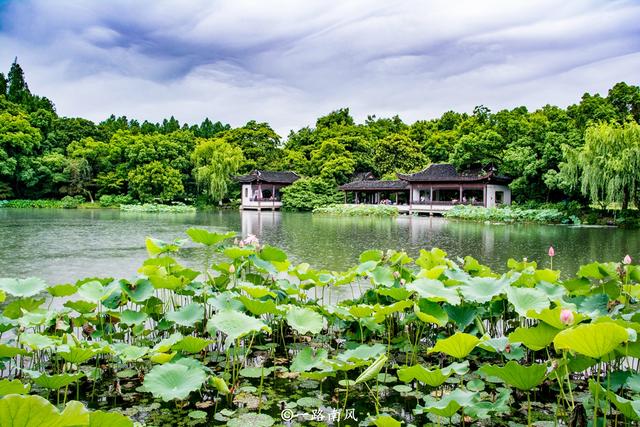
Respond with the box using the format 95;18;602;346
339;180;408;191
235;170;300;184
397;163;511;184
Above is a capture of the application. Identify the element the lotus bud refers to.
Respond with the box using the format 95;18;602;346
400;278;406;286
393;271;400;279
548;246;555;257
560;309;574;326
624;254;632;265
229;265;236;274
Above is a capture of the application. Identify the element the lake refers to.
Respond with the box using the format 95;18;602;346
0;208;638;284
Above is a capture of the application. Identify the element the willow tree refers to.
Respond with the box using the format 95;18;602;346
192;137;244;203
561;122;640;209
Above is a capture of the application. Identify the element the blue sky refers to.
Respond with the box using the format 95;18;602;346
1;0;639;136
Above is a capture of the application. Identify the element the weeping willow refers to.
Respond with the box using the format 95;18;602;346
562;122;640;209
192;137;244;203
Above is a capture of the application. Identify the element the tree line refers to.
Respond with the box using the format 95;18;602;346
1;58;639;208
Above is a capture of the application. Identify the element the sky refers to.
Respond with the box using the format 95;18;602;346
1;0;639;137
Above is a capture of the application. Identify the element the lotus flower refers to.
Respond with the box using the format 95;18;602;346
243;234;259;246
229;264;236;274
624;254;632;265
548;246;555;257
560;309;574;326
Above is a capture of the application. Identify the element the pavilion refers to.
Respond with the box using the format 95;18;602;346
235;170;300;211
339;163;512;214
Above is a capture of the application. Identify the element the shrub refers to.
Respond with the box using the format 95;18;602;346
313;204;398;217
120;203;196;213
444;205;568;224
280;177;342;211
99;194;134;207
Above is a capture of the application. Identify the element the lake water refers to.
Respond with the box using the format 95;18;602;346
0;208;638;284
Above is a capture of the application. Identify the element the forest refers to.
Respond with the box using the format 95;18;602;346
1;58;640;210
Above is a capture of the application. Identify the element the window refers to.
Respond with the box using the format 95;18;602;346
244;187;248;198
495;191;504;204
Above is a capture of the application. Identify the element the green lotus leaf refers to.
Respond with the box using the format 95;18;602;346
3;297;45;319
186;228;235;246
0;344;27;358
227;413;274;427
89;410;134;427
0;277;47;297
589;379;640;420
0;290;4;303
223;247;255;259
458;276;509;303
527;306;586;329
479;361;547;391
119;309;148;326
239;283;276;299
373;415;402;427
355;353;388;384
210;376;230;395
47;283;77;297
290;346;329;372
370;266;395;286
337;343;386;362
148;275;185;291
145;237;183;256
506;286;549;316
407;278;461;305
208;292;244;311
286;306;324;335
376;287;412;301
239;366;275;378
119;279;154;303
111;343;148;362
58;346;97;365
0;379;30;396
553;322;629;359
237;296;282;316
359;249;383;263
33;372;84;390
373;300;413;317
397;364;452;387
63;300;97;314
207;310;271;342
77;280;111;303
0;395;91;427
509;323;559;351
173;336;213;354
143;362;207;401
415;388;478;418
152;332;183;353
260;245;287;262
20;333;56;350
414;299;448;326
429;332;480;359
348;305;374;318
165;303;204;327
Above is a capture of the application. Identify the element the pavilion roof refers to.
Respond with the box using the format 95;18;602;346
339;179;408;191
396;163;512;184
234;170;300;184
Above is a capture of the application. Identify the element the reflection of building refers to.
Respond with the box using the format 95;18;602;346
235;170;300;211
339;164;512;215
240;210;281;237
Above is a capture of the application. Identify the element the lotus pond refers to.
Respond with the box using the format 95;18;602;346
2;227;640;426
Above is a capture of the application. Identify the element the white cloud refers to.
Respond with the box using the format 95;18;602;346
0;0;638;136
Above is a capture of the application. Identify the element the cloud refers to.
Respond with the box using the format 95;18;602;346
0;0;639;136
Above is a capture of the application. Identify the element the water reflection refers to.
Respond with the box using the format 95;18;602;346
0;208;637;285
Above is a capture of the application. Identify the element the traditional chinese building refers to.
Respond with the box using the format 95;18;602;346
235;170;300;211
339;163;512;214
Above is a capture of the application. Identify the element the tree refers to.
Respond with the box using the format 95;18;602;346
62;157;94;202
0;111;42;196
309;139;355;184
373;133;426;176
607;82;640;123
280;177;342;211
0;73;7;96
192;137;244;203
449;129;504;170
220;121;281;173
560;122;640;209
7;59;30;104
128;161;184;203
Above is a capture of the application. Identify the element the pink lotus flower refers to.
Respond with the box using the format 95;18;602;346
229;265;236;274
243;234;259;246
548;246;555;257
560;309;574;326
624;254;632;265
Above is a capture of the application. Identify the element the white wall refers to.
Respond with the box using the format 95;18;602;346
486;184;511;208
241;184;251;206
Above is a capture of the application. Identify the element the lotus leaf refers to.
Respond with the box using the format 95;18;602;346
119;279;154;303
286;306;324;335
143;362;207;401
260;245;287;262
414;299;448;326
119;309;148;326
429;332;480;359
152;332;183;352
376;287;412;301
290;347;329;372
112;343;148;362
239;366;275;378
207;310;271;342
0;277;47;297
553;322;629;358
47;283;77;297
509;323;559;351
165;303;204;327
0;344;27;358
0;379;30;396
210;376;230;395
58;347;97;364
337;343;386;362
237;296;282;316
506;286;549;316
360;249;383;263
20;333;56;350
370;266;395;286
239;283;275;299
173;336;213;353
224;247;255;259
3;297;45;319
63;300;97;314
397;365;452;387
227;413;274;427
89;410;133;427
373;415;402;427
458;276;510;303
355;353;388;384
33;372;84;390
527;306;585;329
479;361;547;391
0;395;94;427
186;228;235;246
407;278;461;305
415;388;478;418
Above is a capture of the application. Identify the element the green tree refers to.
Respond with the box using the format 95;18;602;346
0;111;42;196
560;121;640;209
280;177;342;211
61;157;94;202
7;59;30;104
219;121;281;172
607;82;640;123
192;137;244;203
373;133;426;176
0;73;7;96
128;161;184;203
309;139;355;184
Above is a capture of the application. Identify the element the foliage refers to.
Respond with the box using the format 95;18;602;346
313;203;399;217
192;137;244;203
444;204;569;224
127;161;184;203
280;177;342;211
119;203;196;213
